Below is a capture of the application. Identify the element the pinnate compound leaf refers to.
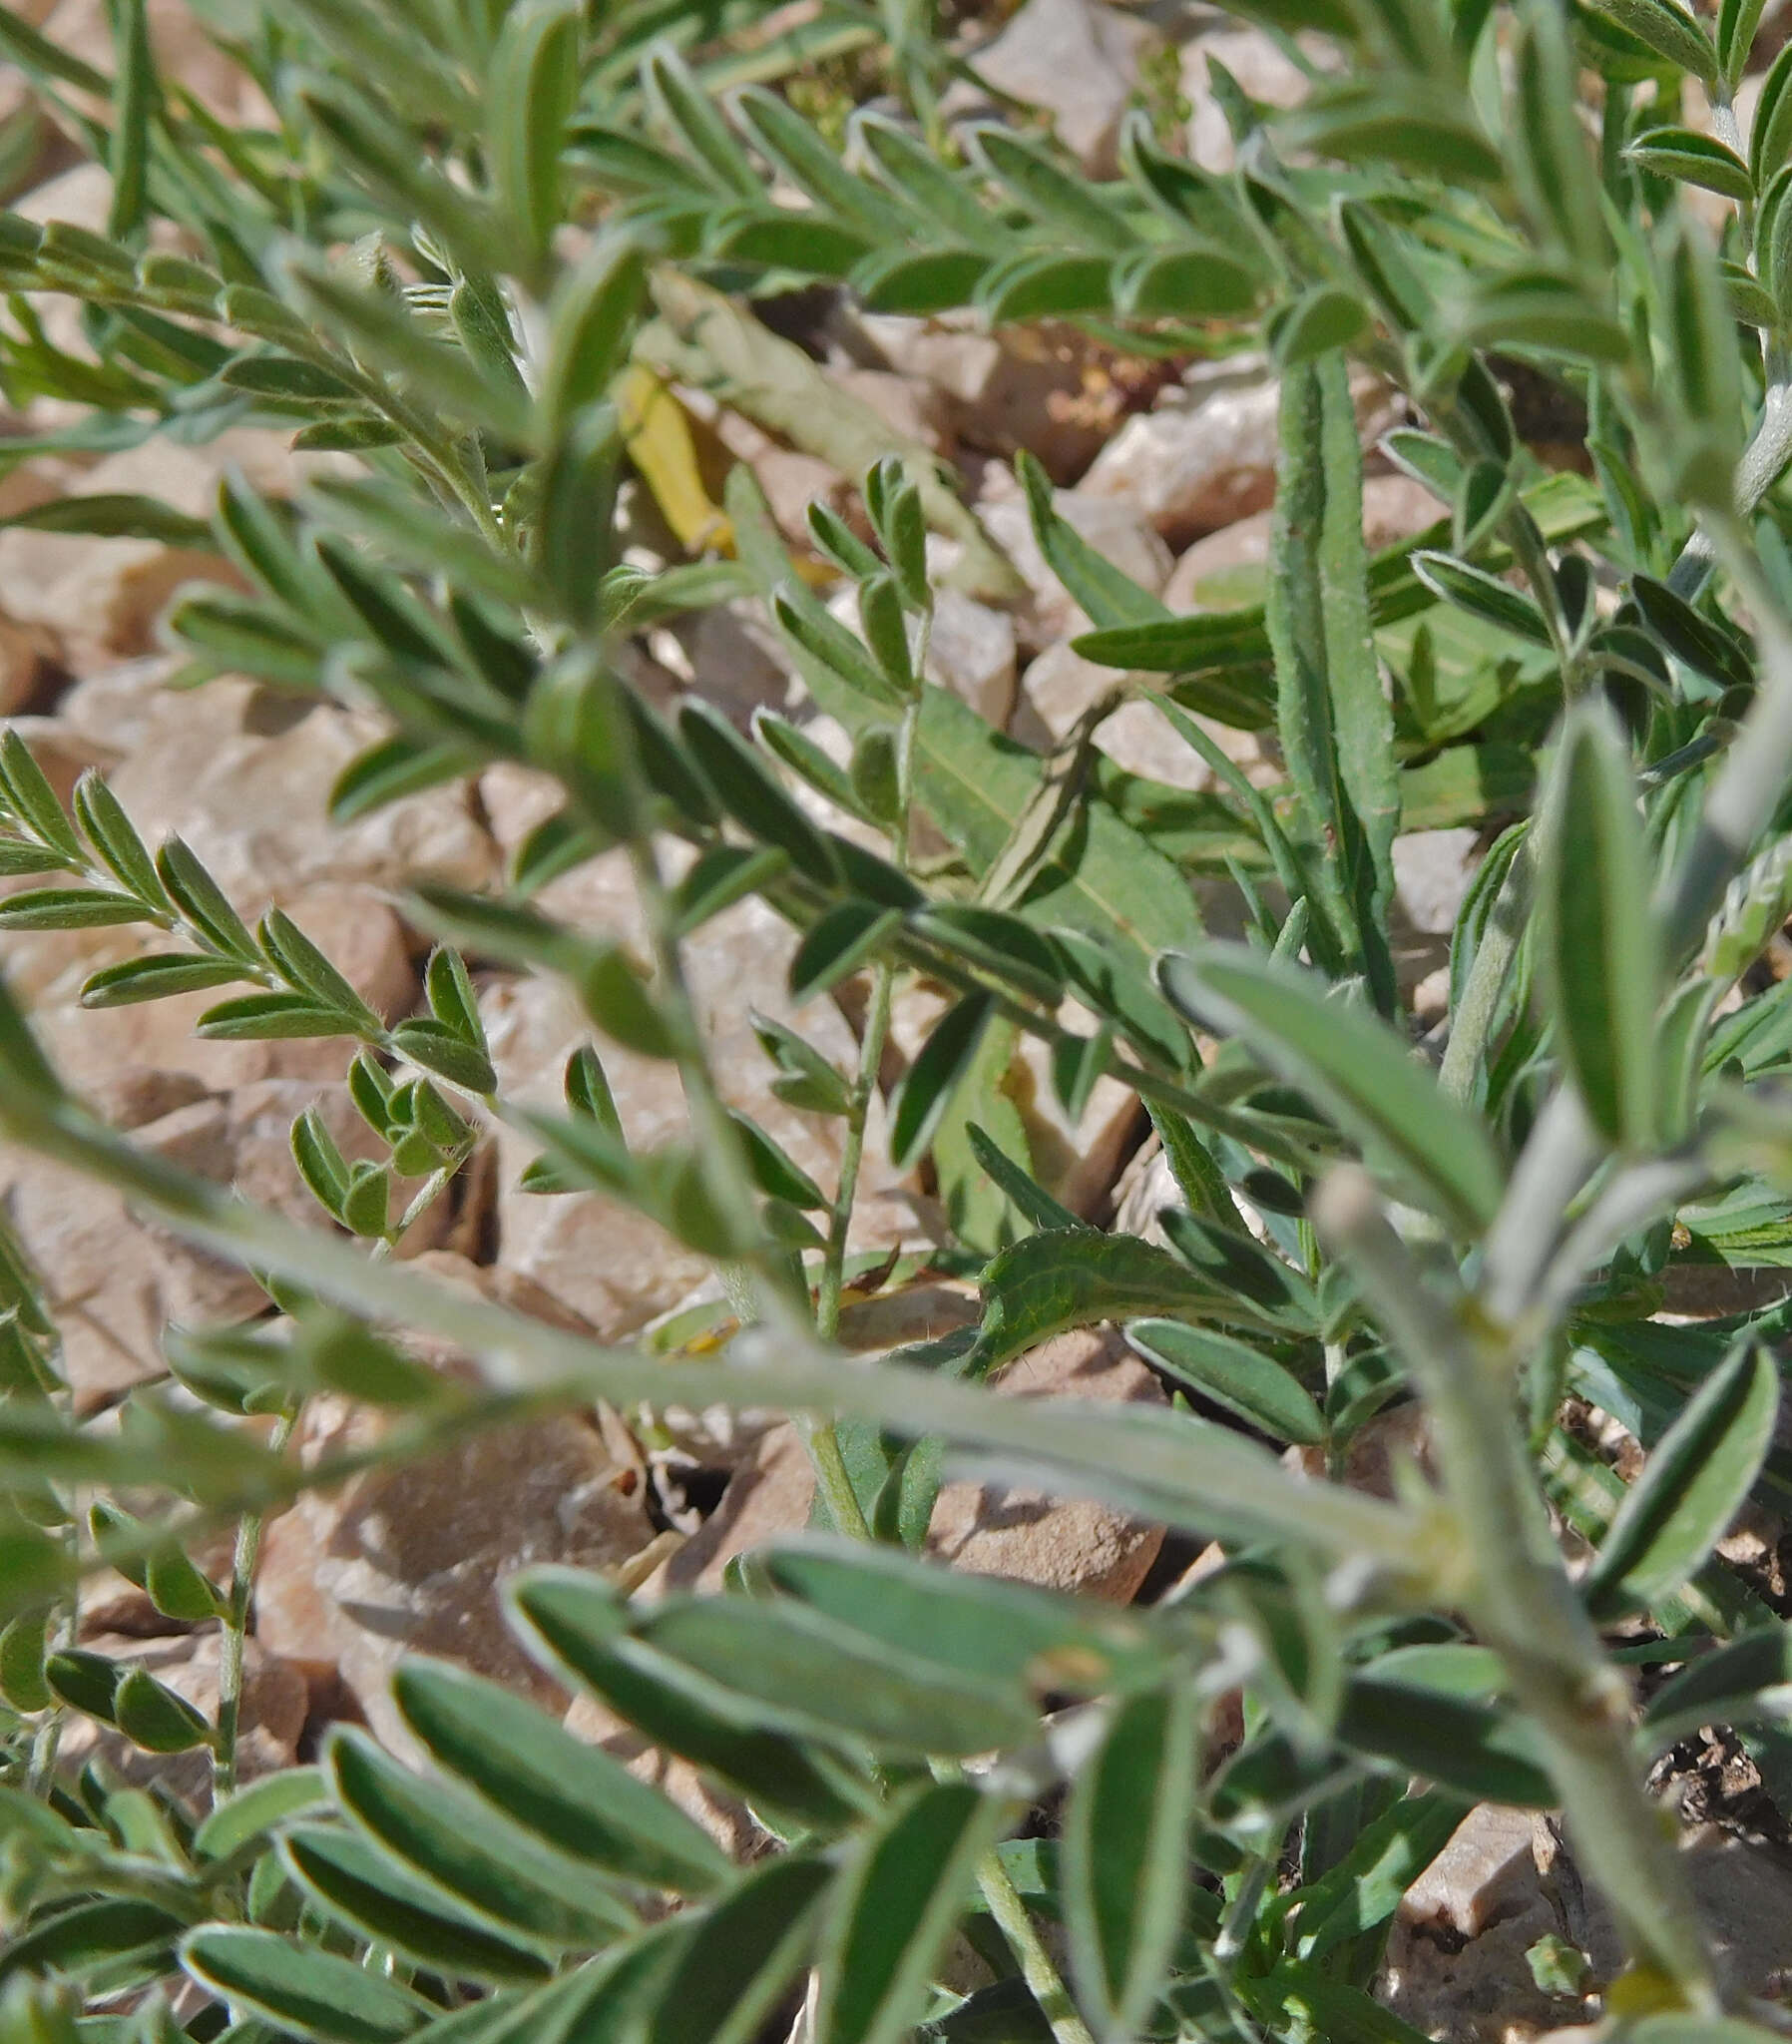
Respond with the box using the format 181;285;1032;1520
817;1783;1006;2044
181;1926;428;2043
1539;705;1662;1148
1064;1684;1199;2038
1158;946;1505;1234
1583;1342;1779;1616
391;1659;731;1896
509;1568;874;1829
325;1726;636;1950
279;1825;556;1984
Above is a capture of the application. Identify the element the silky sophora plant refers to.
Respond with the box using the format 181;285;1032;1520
8;0;1792;2036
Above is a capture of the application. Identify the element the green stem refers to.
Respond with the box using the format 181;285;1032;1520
972;1844;1099;2044
1437;830;1534;1105
1314;1168;1721;2012
213;1401;299;1804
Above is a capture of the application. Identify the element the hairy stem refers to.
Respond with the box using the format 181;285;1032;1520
1437;830;1534;1105
213;1400;299;1804
1315;1168;1721;2010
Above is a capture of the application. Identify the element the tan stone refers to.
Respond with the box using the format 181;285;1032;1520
652;1326;1166;1603
0;614;63;717
1161;473;1443;611
483;846;902;1337
1083;362;1399;548
967;0;1155;174
850;314;1120;482
36;0;275;128
19;882;420;1096
1183;28;1314;173
0;1060;461;1408
254;1256;658;1757
99;681;494;903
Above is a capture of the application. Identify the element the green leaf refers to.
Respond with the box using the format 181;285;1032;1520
540;239;648;431
392;1659;731;1896
390;1018;498;1092
1626;125;1753;198
707;207;870;277
1410;551;1554;648
1064;1684;1198;2038
977;1230;1234;1370
104;1666;210;1754
643;41;761;197
677;699;841;884
193;1769;328;1862
1629;574;1751;692
1115;243;1261;318
198;992;357;1042
279;1825;556;1984
760;1534;1163;1696
890;992;993;1169
1126;1319;1326;1445
488;0;580;261
509;1569;873;1829
976;251;1116;322
1290;1788;1467;1960
647;1855;833;2044
71;770;166;905
579;946;678;1061
1158;946;1505;1234
1643;1625;1792;1743
79;955;246;1009
325;1727;636;1950
1583;1342;1779;1616
966;1123;1087;1235
1336;1676;1557;1804
1016;451;1165;633
730;88;915;241
287;263;531;445
1720;0;1768;82
970;126;1136;245
853;246;991;314
1538;704;1662;1148
1284;83;1503;181
0;493;212;547
1579;0;1716;76
1753;41;1792;185
181;1927;427;2044
156;835;258;960
0;887;150;931
1269;354;1398;1011
1269;287;1369;367
0;1609;51;1714
628;1596;1040;1757
817;1783;1005;2044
